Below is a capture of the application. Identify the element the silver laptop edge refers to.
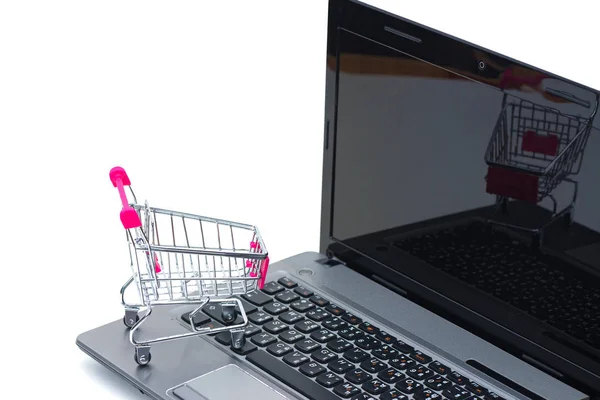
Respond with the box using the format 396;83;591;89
77;252;588;399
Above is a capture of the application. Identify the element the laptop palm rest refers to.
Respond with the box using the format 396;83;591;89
170;364;286;400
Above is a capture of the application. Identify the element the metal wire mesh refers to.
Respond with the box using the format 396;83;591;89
127;203;267;305
485;98;593;201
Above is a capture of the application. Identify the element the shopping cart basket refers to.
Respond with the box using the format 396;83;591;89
484;87;598;248
109;166;269;366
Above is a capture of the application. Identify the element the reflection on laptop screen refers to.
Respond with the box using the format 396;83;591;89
331;29;600;349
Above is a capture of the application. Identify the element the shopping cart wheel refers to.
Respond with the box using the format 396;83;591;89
531;232;542;251
230;328;245;350
563;211;574;228
123;310;140;328
134;347;151;366
221;304;237;324
497;197;509;214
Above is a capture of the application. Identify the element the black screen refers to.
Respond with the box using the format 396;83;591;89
331;29;600;349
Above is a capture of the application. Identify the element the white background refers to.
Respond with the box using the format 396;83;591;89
1;1;598;398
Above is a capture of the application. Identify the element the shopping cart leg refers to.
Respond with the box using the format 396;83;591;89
230;328;246;350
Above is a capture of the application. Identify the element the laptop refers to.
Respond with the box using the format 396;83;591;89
76;1;600;399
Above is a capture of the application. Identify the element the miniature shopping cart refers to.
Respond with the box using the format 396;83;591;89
109;167;269;366
484;86;598;248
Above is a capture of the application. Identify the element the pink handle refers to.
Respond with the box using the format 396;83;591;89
109;167;142;229
500;67;547;89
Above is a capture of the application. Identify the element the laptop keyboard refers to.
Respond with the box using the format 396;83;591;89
181;277;506;400
394;221;600;349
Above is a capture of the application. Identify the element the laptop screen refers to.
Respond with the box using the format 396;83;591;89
331;28;600;348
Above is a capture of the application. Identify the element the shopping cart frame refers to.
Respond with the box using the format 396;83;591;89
484;88;599;248
109;167;269;365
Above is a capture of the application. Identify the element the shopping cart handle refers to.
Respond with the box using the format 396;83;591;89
109;166;142;229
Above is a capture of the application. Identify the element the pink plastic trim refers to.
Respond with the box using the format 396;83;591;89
109;166;141;229
257;257;270;289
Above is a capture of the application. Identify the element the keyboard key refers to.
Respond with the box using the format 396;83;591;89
392;340;414;353
310;329;336;343
414;389;443;399
339;326;365;340
310;295;330;307
407;365;434;380
378;368;405;384
323;317;347;331
389;355;415;370
300;361;326;377
317;372;343;388
376;331;397;344
360;358;387;373
279;329;304;344
196;320;223;335
448;371;467;386
248;311;273;325
345;368;372;384
362;379;391;395
484;391;506;400
343;313;363;325
381;389;408;399
465;380;489;397
262;281;285;295
243;323;261;337
241;290;273;306
352;394;378;400
395;378;424;394
358;322;380;335
306;309;330;321
429;361;452;375
344;348;370;363
234;297;258;315
294;286;314;298
295;338;321;353
267;342;293;357
312;348;338;364
246;350;340;400
275;290;300;304
263;320;288;334
325;303;346;316
443;385;472;400
327;338;353;353
277;277;298;289
356;336;381;350
214;331;232;346
329;358;355;374
295;320;320;333
264;302;289;315
291;299;316;312
333;382;361;398
410;350;432;364
251;332;277;347
283;351;310;367
424;375;452;390
373;345;398;360
181;312;211;327
279;310;305;324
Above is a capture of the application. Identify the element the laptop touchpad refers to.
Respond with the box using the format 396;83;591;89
172;364;287;400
